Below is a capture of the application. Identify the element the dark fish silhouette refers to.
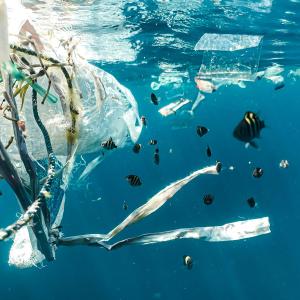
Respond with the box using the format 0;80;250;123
154;148;160;165
126;175;142;186
101;137;117;150
203;194;214;205
252;167;263;178
183;255;193;270
233;111;265;149
123;200;128;210
133;143;142;154
141;116;147;126
247;197;256;208
216;161;222;173
149;139;158;145
206;145;212;157
196;126;208;137
151;93;159;105
275;83;285;90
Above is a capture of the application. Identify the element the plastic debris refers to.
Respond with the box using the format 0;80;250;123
195;33;263;81
279;160;289;169
190;92;205;114
195;34;263;52
59;217;271;249
195;77;217;93
158;98;191;117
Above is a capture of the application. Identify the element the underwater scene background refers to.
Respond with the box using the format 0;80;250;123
1;0;300;299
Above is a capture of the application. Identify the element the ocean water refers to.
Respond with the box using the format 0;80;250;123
1;1;300;299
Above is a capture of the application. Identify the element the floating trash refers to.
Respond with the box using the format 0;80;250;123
279;160;289;169
195;33;263;82
158;98;191;117
190;92;205;114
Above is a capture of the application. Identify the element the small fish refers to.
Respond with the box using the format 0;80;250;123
252;167;263;178
183;255;193;270
149;139;158;145
247;197;256;208
279;159;289;169
216;161;222;173
125;175;142;186
203;194;214;205
275;83;285;90
0;190;2;196
233;112;265;148
196;126;208;137
101;137;117;150
141;116;147;127
123;200;128;210
206;145;212;157
133;143;142;154
151;93;159;105
154;148;160;165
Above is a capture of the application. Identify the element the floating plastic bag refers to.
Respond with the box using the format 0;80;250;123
195;33;263;81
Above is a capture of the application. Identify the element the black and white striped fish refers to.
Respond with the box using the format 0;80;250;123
125;175;142;186
233;112;265;148
149;139;158;145
101;137;117;150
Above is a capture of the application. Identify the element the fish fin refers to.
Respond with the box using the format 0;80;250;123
249;141;259;149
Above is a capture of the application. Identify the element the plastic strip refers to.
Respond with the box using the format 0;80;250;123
59;217;271;249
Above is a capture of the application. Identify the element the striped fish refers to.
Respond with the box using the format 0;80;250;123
233;112;265;148
149;139;157;145
101;137;117;150
133;143;142;154
126;175;142;186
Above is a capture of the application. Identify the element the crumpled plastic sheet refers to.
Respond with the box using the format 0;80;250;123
195;33;263;81
0;26;142;267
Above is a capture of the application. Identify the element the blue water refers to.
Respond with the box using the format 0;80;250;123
1;1;300;299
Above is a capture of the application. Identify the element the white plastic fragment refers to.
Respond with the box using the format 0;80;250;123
189;92;205;114
279;159;289;169
158;98;191;117
9;227;45;268
204;217;270;241
195;34;263;52
94;217;271;249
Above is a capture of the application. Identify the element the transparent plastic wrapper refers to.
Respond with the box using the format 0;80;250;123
0;10;142;267
195;33;263;81
158;98;191;117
